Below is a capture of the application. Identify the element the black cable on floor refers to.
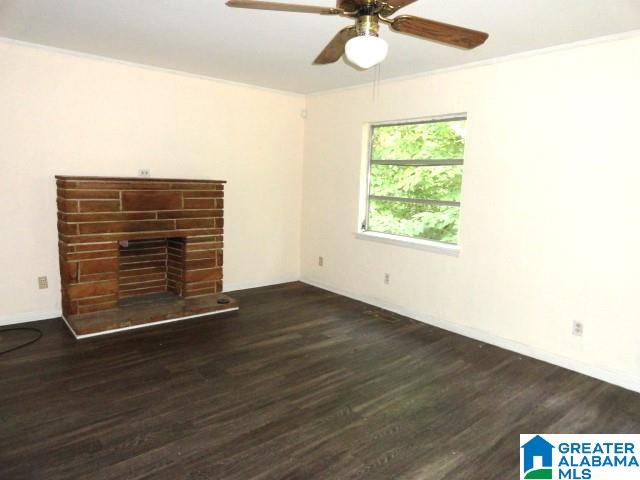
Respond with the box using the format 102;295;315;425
0;328;43;355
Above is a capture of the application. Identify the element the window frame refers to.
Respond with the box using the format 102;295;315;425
361;113;467;248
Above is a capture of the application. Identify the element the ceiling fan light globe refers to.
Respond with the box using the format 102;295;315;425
345;35;388;70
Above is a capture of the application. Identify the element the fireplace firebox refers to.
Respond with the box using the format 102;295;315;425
56;175;238;338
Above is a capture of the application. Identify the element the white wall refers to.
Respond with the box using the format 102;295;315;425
0;40;305;324
2;33;639;392
301;35;640;390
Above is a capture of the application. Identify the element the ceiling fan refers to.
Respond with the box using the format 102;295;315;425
225;0;489;70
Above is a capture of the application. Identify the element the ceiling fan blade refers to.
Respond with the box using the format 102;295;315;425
390;15;489;49
380;0;419;16
313;27;357;64
226;0;341;15
336;0;364;11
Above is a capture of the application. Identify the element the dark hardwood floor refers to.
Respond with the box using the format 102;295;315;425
1;282;639;479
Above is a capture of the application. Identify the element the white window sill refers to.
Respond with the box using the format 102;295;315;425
355;231;460;256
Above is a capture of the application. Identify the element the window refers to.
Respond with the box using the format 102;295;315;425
363;115;466;245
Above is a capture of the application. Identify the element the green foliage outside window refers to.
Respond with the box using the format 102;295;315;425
367;119;466;244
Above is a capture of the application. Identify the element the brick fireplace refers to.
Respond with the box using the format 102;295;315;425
56;176;238;338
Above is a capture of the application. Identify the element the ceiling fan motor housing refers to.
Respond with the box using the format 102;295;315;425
355;14;380;37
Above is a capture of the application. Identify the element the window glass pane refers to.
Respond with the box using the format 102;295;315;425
369;165;462;202
371;120;466;161
368;199;460;244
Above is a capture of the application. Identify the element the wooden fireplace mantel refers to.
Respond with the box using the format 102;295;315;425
56;175;237;338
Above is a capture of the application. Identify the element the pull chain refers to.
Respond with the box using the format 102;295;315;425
372;63;381;102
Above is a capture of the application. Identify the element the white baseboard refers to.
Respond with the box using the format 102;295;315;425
224;276;300;293
301;276;640;394
0;309;62;327
6;278;639;394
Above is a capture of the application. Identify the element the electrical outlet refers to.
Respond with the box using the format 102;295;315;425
318;256;324;267
384;273;390;285
38;276;48;289
138;168;150;177
572;321;584;337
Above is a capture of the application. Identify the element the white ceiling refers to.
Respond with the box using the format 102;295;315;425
0;0;639;94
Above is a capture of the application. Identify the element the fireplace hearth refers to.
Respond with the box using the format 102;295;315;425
56;175;238;338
